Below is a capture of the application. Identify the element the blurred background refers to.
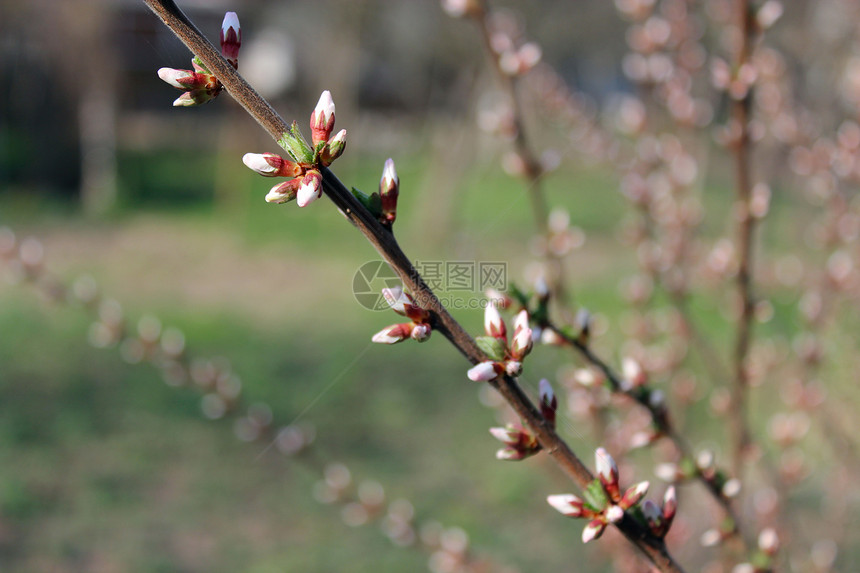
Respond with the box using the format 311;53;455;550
1;0;859;571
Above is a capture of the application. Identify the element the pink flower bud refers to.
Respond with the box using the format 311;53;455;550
642;499;662;525
172;89;217;107
654;462;681;482
489;426;519;444
382;287;409;315
320;129;347;166
546;494;586;518
538;379;557;426
504;360;522;377
410;323;431;342
605;505;625;524
484;303;506;339
296;170;323;207
484;288;512;309
468;361;500;382
265;179;300;204
662;486;677;523
220;12;241;68
310;90;336;147
758;527;779;555
510;326;533;360
242;152;302;177
379;158;399;225
372;323;412;344
496;448;526;460
595;447;620;499
581;519;607;543
619;481;649;509
157;68;197;89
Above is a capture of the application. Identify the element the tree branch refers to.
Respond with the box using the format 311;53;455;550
141;1;685;569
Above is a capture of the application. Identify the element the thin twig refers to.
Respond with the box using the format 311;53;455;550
542;321;744;540
468;2;572;315
728;0;756;479
141;1;685;569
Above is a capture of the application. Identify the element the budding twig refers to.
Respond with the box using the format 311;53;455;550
142;1;685;569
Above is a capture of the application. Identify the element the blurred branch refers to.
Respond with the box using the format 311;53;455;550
466;1;572;316
141;0;684;569
728;0;757;480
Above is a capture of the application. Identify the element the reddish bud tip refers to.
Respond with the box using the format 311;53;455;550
220;12;241;67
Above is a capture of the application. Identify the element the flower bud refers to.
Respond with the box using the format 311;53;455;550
220;12;241;68
619;481;649;509
265;179;300;204
547;494;586;518
468;361;500;382
538;379;557;426
296;170;323;207
605;505;625;524
379;158;399;226
320;129;347;166
582;519;607;543
172;89;218;107
310;90;336;147
243;152;302;177
596;447;620;499
504;360;522;377
484;303;506;339
372;323;413;344
410;323;431;342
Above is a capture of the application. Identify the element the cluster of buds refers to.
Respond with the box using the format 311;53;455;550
371;287;432;344
467;303;533;381
242;91;346;206
157;12;241;106
547;448;651;543
488;379;556;461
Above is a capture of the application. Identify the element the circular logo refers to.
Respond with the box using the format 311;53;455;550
352;261;403;311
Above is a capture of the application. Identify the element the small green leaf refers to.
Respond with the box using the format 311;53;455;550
351;188;382;217
583;479;609;512
277;122;314;164
192;56;211;74
475;336;506;361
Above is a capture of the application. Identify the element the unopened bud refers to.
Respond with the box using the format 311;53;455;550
243;152;302;177
320;129;347;166
296;170;323;207
468;361;500;382
372;323;412;344
220;12;241;68
410;323;431;342
265;179;300;203
310;90;336;147
379;158;399;226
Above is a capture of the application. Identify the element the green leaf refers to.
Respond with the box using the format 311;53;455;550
351;188;382;217
192;56;211;74
475;336;506;361
277;121;314;164
583;479;609;512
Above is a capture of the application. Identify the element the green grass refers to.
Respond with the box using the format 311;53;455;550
1;148;858;571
